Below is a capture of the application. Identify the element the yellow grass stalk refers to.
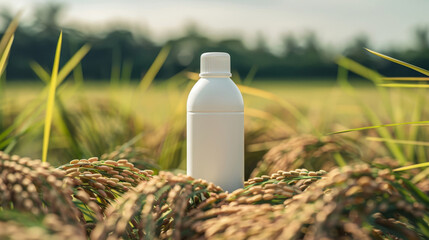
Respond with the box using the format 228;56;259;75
138;45;171;92
29;61;50;83
378;83;429;88
0;11;21;56
366;137;429;147
337;57;383;84
0;35;14;77
394;162;429;172
366;48;429;77
42;32;62;162
382;77;429;81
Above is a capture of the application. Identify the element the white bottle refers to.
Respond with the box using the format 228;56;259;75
187;52;244;192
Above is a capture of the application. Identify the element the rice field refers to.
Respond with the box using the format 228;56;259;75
1;18;429;240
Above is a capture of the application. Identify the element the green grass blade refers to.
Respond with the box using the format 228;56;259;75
366;48;429;76
57;43;91;85
72;60;84;86
0;35;14;77
30;44;90;85
383;77;429;81
138;45;171;92
120;58;133;86
42;31;62;163
366;137;429;147
337;56;383;84
54;97;83;157
29;61;50;83
243;66;258;85
336;58;407;163
378;83;429;88
405;87;426;162
329;121;429;135
394;162;429;172
110;48;121;87
333;152;347;167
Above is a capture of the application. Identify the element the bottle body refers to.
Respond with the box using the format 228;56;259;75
187;111;244;192
187;77;244;192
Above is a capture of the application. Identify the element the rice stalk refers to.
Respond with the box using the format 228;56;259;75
0;211;86;240
138;45;171;92
0;35;14;77
365;48;429;76
223;169;326;206
251;135;359;177
336;57;407;164
184;164;429;239
58;157;153;225
42;31;62;162
0;151;83;227
0;11;21;56
90;171;223;240
383;77;429;81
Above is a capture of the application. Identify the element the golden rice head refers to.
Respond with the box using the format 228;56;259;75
183;164;429;240
101;146;158;171
182;203;285;240
0;151;83;228
0;212;86;240
246;168;327;190
251;135;359;177
57;157;153;225
226;169;327;206
91;171;224;240
278;164;428;239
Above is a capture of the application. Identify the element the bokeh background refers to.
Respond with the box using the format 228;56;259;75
2;0;429;80
1;0;429;176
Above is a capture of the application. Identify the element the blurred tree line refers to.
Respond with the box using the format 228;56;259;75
1;5;429;81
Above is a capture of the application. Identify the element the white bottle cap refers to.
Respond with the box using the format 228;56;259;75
199;52;232;78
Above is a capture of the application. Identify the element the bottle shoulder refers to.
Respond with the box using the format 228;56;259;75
187;77;244;112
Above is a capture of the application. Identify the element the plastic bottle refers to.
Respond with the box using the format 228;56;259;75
187;52;244;192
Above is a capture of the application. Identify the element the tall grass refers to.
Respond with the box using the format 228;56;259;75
334;49;429;167
42;32;62;162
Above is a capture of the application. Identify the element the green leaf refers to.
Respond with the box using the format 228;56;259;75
328;121;429;135
29;61;50;83
400;177;429;205
366;48;429;76
138;45;171;92
57;43;91;85
337;56;383;84
42;31;62;163
366;137;429;147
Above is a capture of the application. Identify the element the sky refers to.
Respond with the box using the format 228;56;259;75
1;0;428;51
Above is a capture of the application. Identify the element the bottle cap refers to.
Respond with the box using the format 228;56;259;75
199;52;232;78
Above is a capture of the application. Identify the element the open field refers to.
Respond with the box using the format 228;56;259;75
3;77;428;169
4;79;379;125
3;77;429;239
2;24;429;239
